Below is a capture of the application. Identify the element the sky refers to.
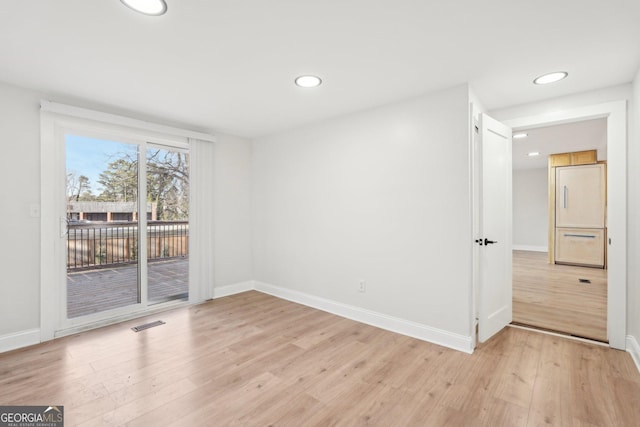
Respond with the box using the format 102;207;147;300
65;134;137;195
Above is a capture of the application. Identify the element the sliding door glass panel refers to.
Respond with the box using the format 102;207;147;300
146;146;189;303
65;135;140;318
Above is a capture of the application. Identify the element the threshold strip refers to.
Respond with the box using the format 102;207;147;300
508;323;608;347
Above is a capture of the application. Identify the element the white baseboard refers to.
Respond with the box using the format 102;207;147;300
254;281;473;354
0;328;40;353
211;281;254;299
3;281;474;355
627;335;640;374
513;245;548;252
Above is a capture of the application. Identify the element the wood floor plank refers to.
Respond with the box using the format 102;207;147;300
513;250;607;341
304;328;405;403
86;377;198;426
175;372;285;426
1;291;638;426
303;380;388;426
341;384;422;426
230;384;321;426
493;331;543;409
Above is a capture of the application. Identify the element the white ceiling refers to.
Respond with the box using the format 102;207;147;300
1;1;639;138
512;118;607;170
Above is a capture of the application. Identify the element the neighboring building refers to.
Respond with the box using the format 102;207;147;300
67;201;157;222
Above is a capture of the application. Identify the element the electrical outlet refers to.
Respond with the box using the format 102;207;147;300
358;280;366;293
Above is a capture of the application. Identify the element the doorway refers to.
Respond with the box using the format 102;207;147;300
502;100;627;349
511;119;608;341
40;104;197;340
65;135;190;319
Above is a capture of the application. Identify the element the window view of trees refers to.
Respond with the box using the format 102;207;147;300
147;148;189;221
96;158;138;203
66;148;189;221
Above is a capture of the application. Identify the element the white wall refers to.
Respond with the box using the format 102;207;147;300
629;70;640;345
252;85;473;340
0;82;42;337
512;168;548;251
0;81;253;347
213;133;253;287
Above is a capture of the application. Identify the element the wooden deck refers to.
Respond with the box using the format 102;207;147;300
67;258;188;318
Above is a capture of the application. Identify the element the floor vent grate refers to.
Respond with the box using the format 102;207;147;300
131;320;165;332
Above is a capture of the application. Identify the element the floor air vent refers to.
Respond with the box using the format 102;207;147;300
131;320;165;332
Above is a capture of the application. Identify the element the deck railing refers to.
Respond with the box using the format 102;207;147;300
67;220;188;271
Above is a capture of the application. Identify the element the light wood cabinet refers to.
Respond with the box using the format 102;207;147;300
555;228;605;267
549;153;572;167
549;150;597;167
548;151;606;268
555;164;605;228
571;150;597;165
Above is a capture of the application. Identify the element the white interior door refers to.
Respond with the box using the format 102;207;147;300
477;113;512;343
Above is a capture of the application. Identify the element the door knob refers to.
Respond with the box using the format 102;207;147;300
484;238;497;245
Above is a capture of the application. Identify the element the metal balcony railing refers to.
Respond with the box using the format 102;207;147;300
66;220;188;271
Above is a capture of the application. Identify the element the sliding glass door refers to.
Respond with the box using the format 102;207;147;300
146;145;190;304
65;134;189;320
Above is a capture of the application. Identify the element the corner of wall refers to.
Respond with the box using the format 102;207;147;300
254;281;475;354
211;281;255;299
200;279;476;354
468;85;488;119
627;335;640;374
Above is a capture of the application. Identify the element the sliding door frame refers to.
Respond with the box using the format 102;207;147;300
40;101;213;340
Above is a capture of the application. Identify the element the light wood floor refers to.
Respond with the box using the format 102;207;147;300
513;250;607;342
2;291;638;426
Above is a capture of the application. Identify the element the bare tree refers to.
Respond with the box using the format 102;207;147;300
96;149;189;220
67;173;92;201
146;149;189;220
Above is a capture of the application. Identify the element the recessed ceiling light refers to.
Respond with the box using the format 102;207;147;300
120;0;167;16
527;152;540;157
513;133;528;139
295;75;322;88
533;71;568;85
